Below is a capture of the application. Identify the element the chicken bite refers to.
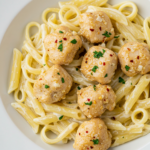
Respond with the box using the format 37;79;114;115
118;42;150;76
33;65;72;104
79;11;115;43
81;46;118;84
44;26;82;65
77;84;116;118
73;118;112;150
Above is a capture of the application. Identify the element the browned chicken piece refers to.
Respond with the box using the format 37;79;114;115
81;46;118;84
118;42;150;76
44;26;82;65
73;118;112;150
77;84;116;118
33;65;72;104
79;11;115;43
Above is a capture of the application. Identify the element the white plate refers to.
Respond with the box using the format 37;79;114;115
0;0;150;150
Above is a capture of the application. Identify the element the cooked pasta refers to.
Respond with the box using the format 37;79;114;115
131;108;149;124
8;49;23;94
8;0;150;149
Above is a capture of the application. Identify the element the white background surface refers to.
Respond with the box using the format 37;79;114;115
0;0;150;150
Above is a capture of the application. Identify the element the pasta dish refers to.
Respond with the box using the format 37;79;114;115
8;0;150;149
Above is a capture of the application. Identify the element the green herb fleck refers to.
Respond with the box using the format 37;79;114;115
71;39;77;44
45;85;50;89
125;65;130;71
85;101;92;106
93;85;96;91
104;74;108;78
92;66;99;72
93;51;103;58
77;86;81;90
68;102;72;104
59;31;63;33
91;72;93;75
119;77;125;84
122;136;124;138
76;68;78;71
93;49;106;58
43;64;46;66
61;78;65;83
102;31;111;37
59;115;64;120
114;35;120;38
103;49;106;53
58;43;63;51
59;40;62;43
93;139;99;145
57;72;60;75
78;47;81;50
131;83;132;85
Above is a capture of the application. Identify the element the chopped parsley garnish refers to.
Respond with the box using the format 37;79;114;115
93;85;96;91
59;31;63;33
131;83;132;85
71;39;77;44
125;65;130;71
93;139;99;145
77;86;81;90
78;47;81;51
59;40;62;43
119;77;125;84
114;35;120;38
102;31;111;37
57;72;60;75
93;49;106;58
58;43;63;51
85;101;92;106
104;74;108;78
59;115;64;120
76;68;78;71
45;85;50;89
43;64;46;66
103;49;106;53
61;78;65;83
93;51;103;58
92;66;99;72
91;72;93;75
122;136;124;138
